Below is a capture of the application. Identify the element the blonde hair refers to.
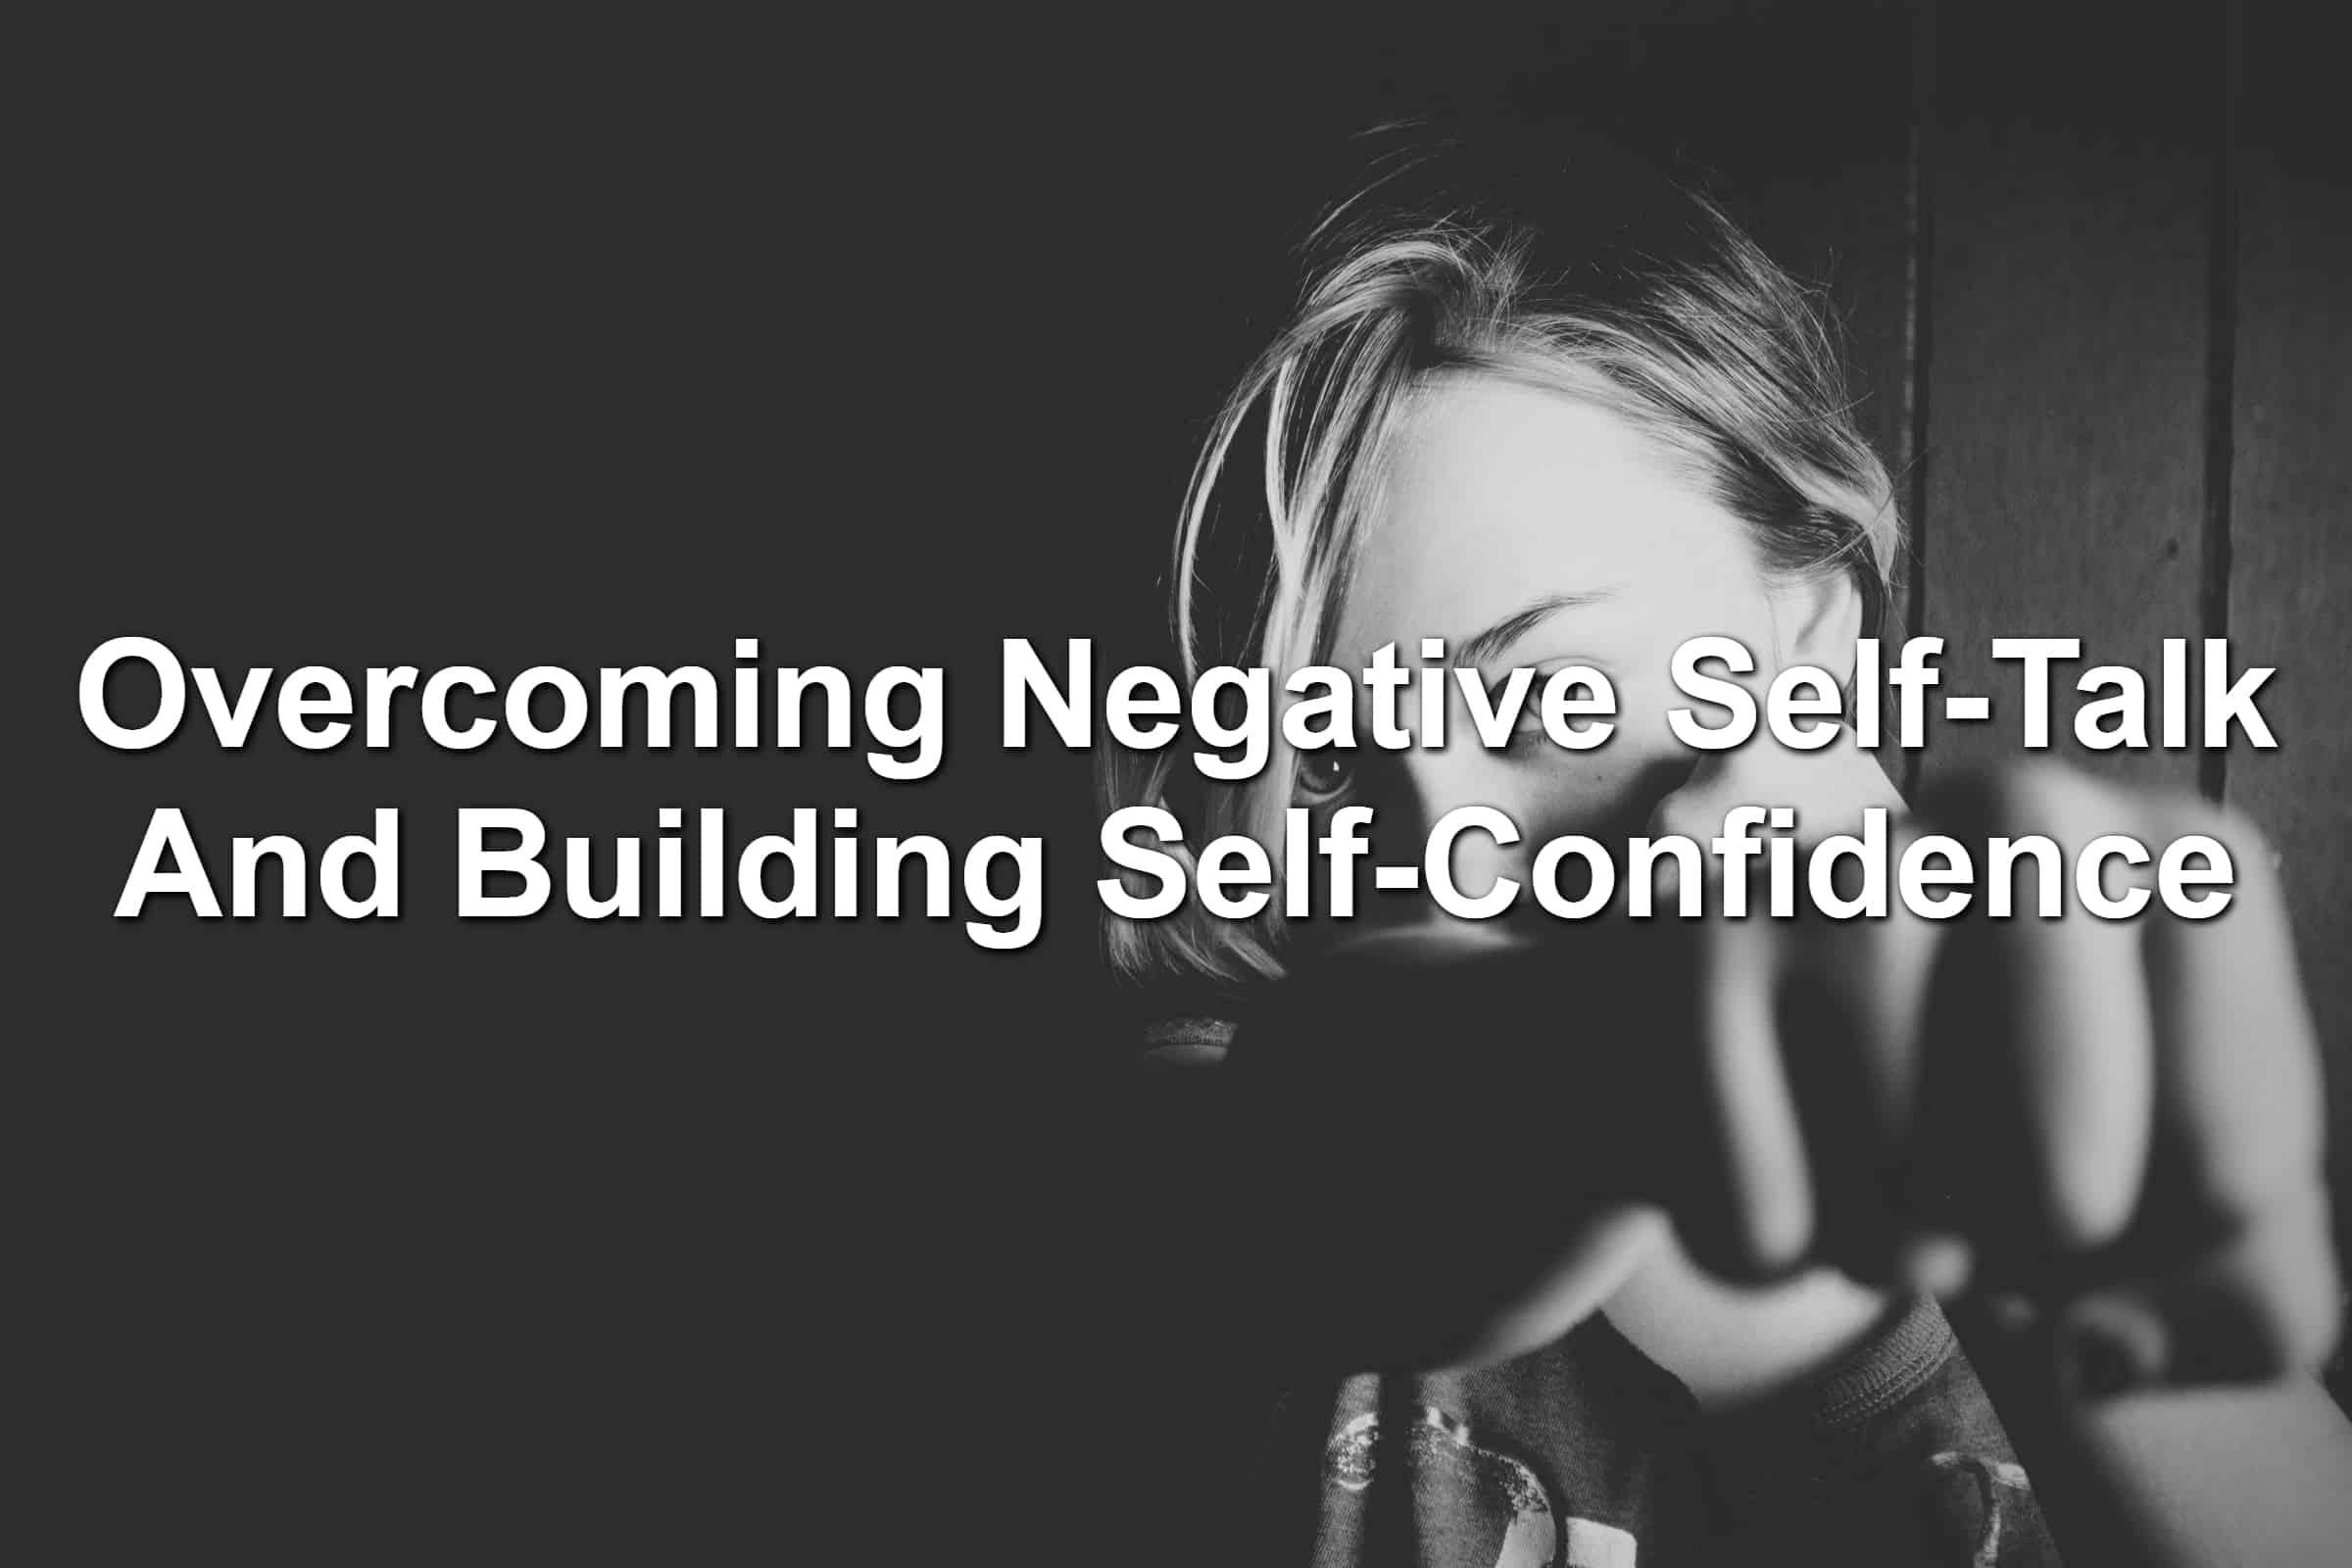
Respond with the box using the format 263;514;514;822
1101;127;1903;990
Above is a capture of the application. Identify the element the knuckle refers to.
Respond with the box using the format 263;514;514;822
2207;798;2270;853
2150;796;2281;898
2238;1271;2342;1381
2207;804;2283;892
2279;1277;2345;1373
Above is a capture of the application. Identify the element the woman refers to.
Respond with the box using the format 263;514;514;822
1102;126;2349;1565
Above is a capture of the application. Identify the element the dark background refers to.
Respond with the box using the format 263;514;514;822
34;4;2348;1556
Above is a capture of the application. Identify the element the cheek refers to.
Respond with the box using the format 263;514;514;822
1298;748;1672;849
1510;749;1697;844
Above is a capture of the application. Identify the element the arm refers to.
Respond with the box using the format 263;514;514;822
1954;1304;2352;1566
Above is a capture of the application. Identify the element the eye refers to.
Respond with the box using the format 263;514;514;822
1295;750;1355;803
1511;670;1607;753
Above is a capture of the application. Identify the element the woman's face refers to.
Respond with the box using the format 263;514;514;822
1311;372;1797;918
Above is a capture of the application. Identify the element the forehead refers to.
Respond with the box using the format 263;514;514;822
1331;374;1759;662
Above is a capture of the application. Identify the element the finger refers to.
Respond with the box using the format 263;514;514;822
2105;799;2341;1387
1627;749;1731;919
1679;912;1818;1279
1777;886;1966;1290
1645;727;1902;848
1645;739;1911;1282
1417;1206;1675;1370
1910;764;2159;1273
1630;728;1900;923
2135;801;2328;1245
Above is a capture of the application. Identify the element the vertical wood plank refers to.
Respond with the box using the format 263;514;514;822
1918;0;2220;789
2224;4;2352;1230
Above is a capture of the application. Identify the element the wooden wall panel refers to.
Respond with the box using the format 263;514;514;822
1917;0;2220;791
1354;2;1919;482
2224;4;2352;1205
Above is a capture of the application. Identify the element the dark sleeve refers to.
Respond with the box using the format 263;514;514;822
1699;1296;2065;1566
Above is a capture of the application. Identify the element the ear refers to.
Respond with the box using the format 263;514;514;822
1764;567;1865;687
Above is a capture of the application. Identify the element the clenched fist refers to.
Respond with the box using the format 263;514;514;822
1207;748;2339;1396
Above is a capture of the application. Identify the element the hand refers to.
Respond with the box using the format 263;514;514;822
1216;745;2340;1396
1648;743;2340;1396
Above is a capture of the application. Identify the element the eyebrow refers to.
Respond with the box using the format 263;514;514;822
1450;590;1618;670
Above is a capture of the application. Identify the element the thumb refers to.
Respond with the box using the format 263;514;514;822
1648;728;1902;845
1646;747;1740;841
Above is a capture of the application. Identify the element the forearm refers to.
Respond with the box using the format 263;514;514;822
1955;1302;2352;1565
